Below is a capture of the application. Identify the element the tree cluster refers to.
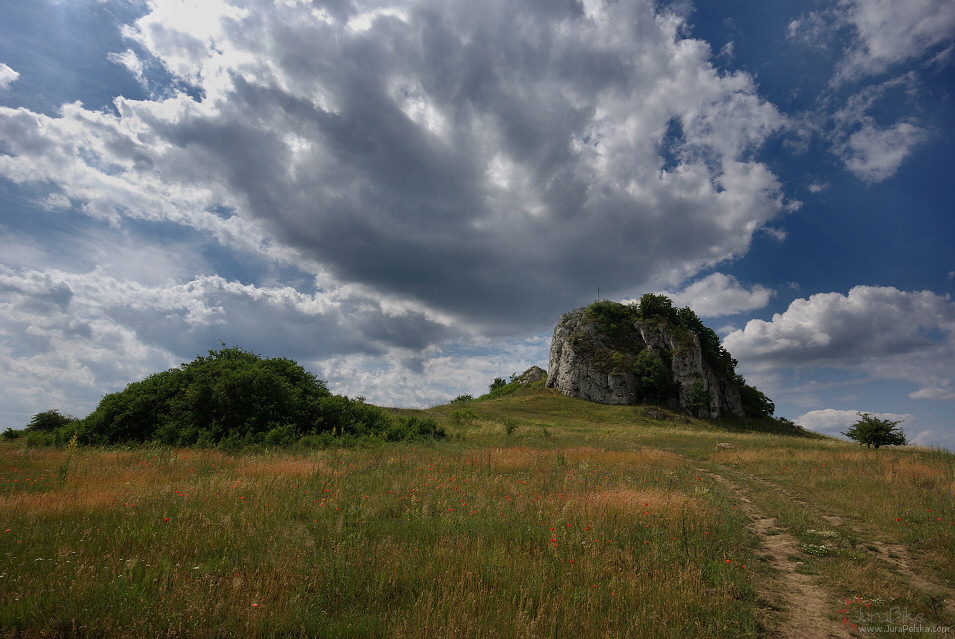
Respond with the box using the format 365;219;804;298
17;346;444;448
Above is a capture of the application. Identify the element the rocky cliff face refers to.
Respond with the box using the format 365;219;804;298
546;307;744;418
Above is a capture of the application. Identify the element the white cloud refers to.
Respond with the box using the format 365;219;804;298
724;286;955;400
786;2;949;182
107;49;146;88
839;119;927;182
0;63;18;89
661;273;773;318
836;0;955;80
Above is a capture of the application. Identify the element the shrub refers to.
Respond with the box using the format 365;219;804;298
449;408;478;425
688;380;712;417
633;350;671;402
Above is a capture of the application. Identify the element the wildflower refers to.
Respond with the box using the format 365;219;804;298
163;517;170;522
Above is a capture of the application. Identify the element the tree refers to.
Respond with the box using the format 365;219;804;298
843;413;907;449
688;380;711;418
26;410;77;432
738;383;775;417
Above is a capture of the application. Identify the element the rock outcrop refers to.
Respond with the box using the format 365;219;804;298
546;306;745;417
515;366;546;385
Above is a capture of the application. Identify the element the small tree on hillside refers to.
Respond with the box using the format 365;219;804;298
843;413;907;449
688;380;711;418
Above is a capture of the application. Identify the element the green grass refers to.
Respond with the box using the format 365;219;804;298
1;385;952;638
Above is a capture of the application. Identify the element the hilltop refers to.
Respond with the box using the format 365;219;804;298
546;296;774;419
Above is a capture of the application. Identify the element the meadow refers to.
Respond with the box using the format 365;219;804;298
1;385;953;638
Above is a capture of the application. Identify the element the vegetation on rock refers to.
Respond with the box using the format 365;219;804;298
581;295;774;417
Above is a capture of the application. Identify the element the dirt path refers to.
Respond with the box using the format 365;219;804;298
720;465;955;622
701;468;853;639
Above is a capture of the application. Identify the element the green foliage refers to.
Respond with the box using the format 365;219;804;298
451;394;474;403
635;293;678;324
2;428;22;441
382;416;446;442
631;295;739;383
480;378;522;401
449;408;478;425
586;300;641;336
503;418;518;437
688;380;712;418
674;308;738;382
843;413;907;449
633;350;671;402
26;409;78;432
738;383;775;417
57;345;441;448
489;378;508;392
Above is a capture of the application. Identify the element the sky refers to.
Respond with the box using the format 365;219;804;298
1;0;953;448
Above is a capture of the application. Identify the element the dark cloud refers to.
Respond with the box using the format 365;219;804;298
87;0;785;335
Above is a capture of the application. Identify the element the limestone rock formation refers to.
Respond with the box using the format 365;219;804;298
515;366;546;385
546;306;745;418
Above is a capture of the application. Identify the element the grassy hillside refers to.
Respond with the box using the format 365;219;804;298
1;385;952;638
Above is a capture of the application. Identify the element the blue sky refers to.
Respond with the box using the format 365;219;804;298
1;0;953;448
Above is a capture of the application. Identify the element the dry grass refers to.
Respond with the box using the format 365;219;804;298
0;441;762;638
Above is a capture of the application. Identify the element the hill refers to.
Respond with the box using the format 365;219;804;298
2;378;952;638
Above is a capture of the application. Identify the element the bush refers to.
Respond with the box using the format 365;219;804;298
480;378;522;401
489;378;508;392
688;380;712;417
633;350;671;402
449;408;478;425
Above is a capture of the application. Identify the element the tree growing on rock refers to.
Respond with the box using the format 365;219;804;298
843;413;907;449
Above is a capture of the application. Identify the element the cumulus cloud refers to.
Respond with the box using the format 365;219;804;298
0;63;18;89
0;0;789;338
724;286;955;400
0;262;465;426
661;273;773;318
838;119;927;181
